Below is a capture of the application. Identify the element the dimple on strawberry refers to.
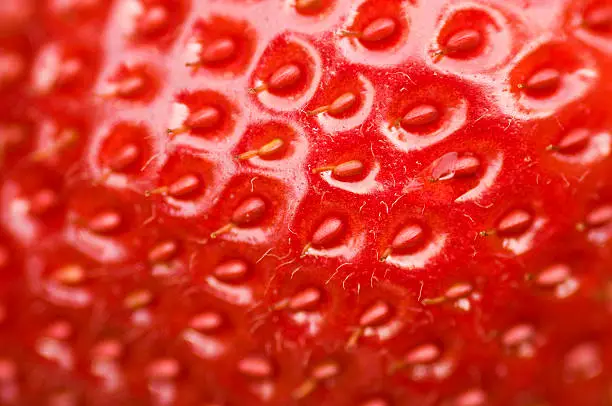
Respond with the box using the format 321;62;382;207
1;0;612;405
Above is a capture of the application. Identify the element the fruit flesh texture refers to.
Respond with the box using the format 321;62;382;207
1;0;612;405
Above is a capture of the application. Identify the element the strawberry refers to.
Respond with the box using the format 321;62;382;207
2;0;612;405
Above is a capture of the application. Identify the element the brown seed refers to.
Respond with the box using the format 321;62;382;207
360;398;390;406
1;124;26;146
404;343;440;365
148;240;179;263
535;264;571;288
124;290;153;310
523;68;561;93
454;155;481;177
556;128;591;154
444;282;473;300
0;359;16;382
361;18;397;42
289;287;323;311
238;355;274;379
333;160;364;179
88;210;122;235
136;6;168;37
502;324;535;348
214;259;249;283
454;389;487;406
92;340;123;360
45;320;73;340
586;205;612;228
259;138;285;159
108;143;140;172
359;300;391;327
147;358;180;380
231;196;267;226
391;223;426;252
328;92;358;116
0;52;24;87
311;217;346;247
30;128;79;162
57;58;83;87
267;64;302;91
48;391;79;406
432;153;480;180
0;246;8;269
52;264;85;285
29;189;59;215
185;106;222;130
443;29;482;55
497;209;533;236
92;339;123;360
401;104;440;129
113;75;146;99
167;174;202;199
311;360;340;380
295;0;323;13
189;311;223;332
238;138;286;160
201;37;236;64
431;152;458;181
584;6;612;31
564;342;602;381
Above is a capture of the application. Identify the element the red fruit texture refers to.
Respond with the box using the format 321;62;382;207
2;0;612;405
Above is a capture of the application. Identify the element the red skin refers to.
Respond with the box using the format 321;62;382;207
1;0;612;405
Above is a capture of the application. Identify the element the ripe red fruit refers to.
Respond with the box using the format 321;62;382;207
2;0;612;405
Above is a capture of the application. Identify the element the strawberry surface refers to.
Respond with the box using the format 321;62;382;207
2;0;612;405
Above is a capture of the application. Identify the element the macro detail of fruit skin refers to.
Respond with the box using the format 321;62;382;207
2;0;612;405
